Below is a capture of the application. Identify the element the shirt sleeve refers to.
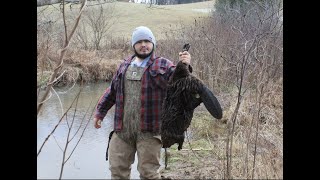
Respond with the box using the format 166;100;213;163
94;66;120;120
166;60;176;80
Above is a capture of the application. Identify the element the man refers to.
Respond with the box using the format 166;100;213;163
94;26;191;179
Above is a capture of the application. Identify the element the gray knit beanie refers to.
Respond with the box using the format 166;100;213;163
131;26;156;48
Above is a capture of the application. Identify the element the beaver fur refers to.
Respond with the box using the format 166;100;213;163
160;61;222;150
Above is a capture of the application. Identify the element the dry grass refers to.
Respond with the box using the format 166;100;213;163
107;1;216;39
37;48;123;87
37;2;283;178
161;82;283;179
37;1;216;86
37;1;215;40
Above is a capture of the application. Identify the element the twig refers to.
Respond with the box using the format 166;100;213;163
37;87;82;157
37;0;87;115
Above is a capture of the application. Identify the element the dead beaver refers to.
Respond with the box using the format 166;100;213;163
160;51;222;150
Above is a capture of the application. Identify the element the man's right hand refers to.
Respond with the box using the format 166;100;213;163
94;118;102;129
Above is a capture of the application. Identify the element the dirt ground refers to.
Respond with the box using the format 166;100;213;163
158;111;228;179
160;146;225;179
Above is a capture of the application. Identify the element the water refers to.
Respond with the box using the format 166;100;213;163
37;82;143;179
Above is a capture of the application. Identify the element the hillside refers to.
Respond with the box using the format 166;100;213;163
111;1;216;39
37;0;216;39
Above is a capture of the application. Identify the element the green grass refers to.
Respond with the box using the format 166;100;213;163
162;110;226;165
110;1;216;39
38;1;216;40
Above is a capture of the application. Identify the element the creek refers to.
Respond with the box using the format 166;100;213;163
37;82;144;179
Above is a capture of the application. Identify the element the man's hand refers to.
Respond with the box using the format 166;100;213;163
94;118;102;129
179;51;191;65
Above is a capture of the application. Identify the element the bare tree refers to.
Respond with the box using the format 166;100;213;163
37;82;98;179
156;0;282;178
73;1;116;50
37;0;87;115
210;1;283;179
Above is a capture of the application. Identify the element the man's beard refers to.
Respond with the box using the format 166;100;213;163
134;48;154;59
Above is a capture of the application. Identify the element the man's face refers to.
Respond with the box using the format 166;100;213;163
133;40;154;59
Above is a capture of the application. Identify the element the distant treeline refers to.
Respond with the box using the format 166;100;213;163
37;0;209;7
156;0;208;5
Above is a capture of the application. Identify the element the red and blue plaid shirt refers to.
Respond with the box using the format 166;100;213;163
95;53;175;132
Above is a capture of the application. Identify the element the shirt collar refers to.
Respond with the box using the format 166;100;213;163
131;55;151;67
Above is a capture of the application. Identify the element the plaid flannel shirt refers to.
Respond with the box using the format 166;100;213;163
94;53;175;132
